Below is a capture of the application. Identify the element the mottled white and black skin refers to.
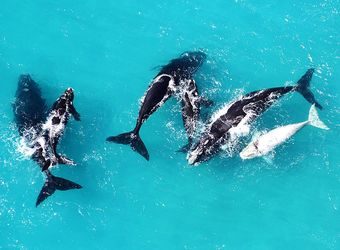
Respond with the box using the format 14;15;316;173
34;88;81;171
13;77;82;206
180;79;200;148
188;68;321;165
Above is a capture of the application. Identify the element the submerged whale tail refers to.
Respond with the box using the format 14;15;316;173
36;173;82;207
106;131;149;161
308;104;329;130
296;68;323;109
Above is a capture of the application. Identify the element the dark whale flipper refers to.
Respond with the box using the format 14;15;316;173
69;104;81;121
106;132;149;161
36;173;82;207
199;97;214;107
296;68;323;109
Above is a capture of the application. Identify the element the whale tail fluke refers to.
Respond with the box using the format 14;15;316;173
36;173;82;207
296;68;323;109
106;131;149;161
308;104;329;130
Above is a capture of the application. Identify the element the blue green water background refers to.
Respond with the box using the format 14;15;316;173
0;0;339;249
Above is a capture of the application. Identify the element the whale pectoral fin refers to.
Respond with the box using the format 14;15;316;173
199;97;214;107
57;155;76;165
262;151;275;164
70;104;81;121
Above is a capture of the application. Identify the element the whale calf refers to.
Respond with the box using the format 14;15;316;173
187;68;322;165
107;51;208;160
240;104;329;159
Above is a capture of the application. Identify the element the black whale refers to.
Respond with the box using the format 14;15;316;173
107;51;208;160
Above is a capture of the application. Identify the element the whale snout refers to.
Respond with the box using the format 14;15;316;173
187;146;203;165
240;144;258;160
65;87;74;95
187;154;197;165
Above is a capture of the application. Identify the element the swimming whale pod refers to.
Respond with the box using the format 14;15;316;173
187;68;322;165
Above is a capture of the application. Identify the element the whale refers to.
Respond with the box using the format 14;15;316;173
13;74;47;137
37;87;81;170
240;104;329;160
179;79;213;152
187;68;322;165
106;51;208;160
13;75;82;207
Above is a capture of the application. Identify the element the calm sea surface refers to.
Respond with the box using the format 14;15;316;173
0;1;339;249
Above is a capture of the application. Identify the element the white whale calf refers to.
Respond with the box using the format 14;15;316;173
240;104;329;160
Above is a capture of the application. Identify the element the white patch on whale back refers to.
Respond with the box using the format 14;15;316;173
42;109;67;140
187;146;202;165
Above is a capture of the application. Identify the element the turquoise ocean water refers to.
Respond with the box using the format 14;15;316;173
1;1;339;249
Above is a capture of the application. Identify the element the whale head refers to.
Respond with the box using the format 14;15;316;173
180;51;207;70
64;87;74;101
240;143;259;160
187;141;206;165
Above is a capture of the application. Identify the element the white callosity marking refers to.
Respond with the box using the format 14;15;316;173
187;134;214;165
187;146;202;165
240;104;329;160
